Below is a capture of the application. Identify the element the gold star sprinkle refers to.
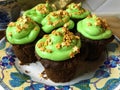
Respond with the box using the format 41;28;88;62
70;52;75;58
73;46;80;53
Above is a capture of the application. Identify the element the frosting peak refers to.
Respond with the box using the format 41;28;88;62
35;27;81;61
77;15;112;40
66;3;90;19
6;16;40;44
24;3;54;24
41;10;74;33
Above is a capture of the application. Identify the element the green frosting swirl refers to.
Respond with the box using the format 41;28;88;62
35;27;81;61
6;16;40;44
66;3;90;19
41;10;75;33
77;15;113;40
23;3;54;24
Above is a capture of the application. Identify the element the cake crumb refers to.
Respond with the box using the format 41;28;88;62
25;70;30;73
40;71;48;80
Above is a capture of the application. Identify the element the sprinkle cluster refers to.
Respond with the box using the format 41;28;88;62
46;10;69;26
35;4;49;14
8;16;37;35
87;15;110;30
67;3;86;15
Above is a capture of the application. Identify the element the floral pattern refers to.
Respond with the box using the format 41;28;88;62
0;38;120;90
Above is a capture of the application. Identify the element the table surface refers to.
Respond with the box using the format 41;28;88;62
102;16;120;39
0;36;120;90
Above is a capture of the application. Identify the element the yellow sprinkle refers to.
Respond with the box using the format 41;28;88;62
34;27;38;31
87;22;92;26
43;35;49;38
70;52;75;58
40;47;46;51
8;32;12;36
16;29;21;33
56;43;61;49
95;22;100;26
65;42;70;46
48;21;53;25
61;42;66;47
24;24;29;29
44;41;49;46
8;22;15;27
46;49;52;53
64;22;70;28
37;42;44;48
37;44;42;48
75;36;80;39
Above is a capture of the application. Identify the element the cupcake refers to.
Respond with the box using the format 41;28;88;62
77;14;114;60
66;3;90;33
23;2;55;24
6;16;40;64
35;27;83;82
41;10;75;33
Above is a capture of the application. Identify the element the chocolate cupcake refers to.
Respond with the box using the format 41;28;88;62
6;16;40;64
66;3;90;33
35;27;83;82
77;14;114;61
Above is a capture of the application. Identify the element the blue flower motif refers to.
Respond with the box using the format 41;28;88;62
94;70;110;78
96;55;120;79
101;55;120;69
63;86;70;90
0;56;15;69
45;86;56;90
24;83;44;90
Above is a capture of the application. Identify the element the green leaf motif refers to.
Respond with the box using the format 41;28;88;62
98;78;120;90
9;72;31;87
73;79;90;90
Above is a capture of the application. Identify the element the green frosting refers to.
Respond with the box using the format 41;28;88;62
66;3;90;19
6;16;40;44
23;3;54;24
77;15;113;40
41;10;75;33
35;27;81;61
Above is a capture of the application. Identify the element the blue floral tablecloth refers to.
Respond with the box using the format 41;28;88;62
0;37;120;90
